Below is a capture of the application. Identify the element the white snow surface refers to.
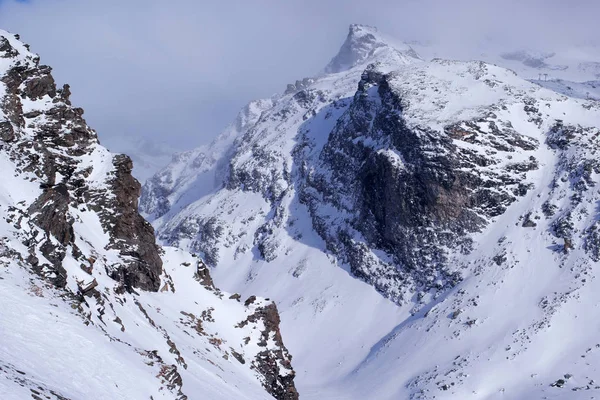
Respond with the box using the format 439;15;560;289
0;248;274;400
143;24;600;399
531;78;600;101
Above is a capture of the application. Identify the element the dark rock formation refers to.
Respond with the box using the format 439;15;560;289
0;120;14;141
99;154;163;292
238;302;299;400
194;258;215;289
0;32;162;292
298;65;539;301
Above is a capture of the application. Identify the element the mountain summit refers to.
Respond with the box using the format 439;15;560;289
324;24;420;73
143;24;600;399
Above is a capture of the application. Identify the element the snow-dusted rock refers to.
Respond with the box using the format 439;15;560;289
0;29;297;400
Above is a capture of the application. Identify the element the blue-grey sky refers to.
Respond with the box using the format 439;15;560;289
0;0;598;152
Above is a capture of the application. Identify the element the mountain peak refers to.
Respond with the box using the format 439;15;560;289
348;23;379;36
324;24;420;74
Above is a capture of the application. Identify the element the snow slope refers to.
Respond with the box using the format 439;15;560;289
0;247;280;400
143;24;600;399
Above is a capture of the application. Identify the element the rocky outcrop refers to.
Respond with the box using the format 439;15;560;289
98;154;163;292
27;183;73;288
0;31;161;292
194;257;215;289
0;120;14;141
0;30;299;400
143;28;561;306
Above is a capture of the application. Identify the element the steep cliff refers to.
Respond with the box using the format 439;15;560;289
0;30;297;400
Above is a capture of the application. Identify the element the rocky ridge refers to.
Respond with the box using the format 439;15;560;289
0;30;297;400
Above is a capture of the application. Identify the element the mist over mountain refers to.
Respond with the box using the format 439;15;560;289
0;0;597;178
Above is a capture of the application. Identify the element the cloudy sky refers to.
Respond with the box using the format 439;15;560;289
0;0;598;154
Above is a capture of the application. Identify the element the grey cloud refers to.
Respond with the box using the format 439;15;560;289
0;0;597;152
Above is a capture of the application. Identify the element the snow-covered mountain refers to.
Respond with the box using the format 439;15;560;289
0;30;298;400
142;24;600;399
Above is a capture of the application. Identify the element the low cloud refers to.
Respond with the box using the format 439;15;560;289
0;0;597;151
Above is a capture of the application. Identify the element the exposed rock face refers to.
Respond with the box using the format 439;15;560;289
299;63;540;300
99;154;162;291
27;183;73;287
194;257;216;289
0;120;14;141
0;30;162;292
142;28;599;311
130;24;600;399
0;30;299;400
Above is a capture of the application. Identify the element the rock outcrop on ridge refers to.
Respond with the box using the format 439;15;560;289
0;30;297;400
